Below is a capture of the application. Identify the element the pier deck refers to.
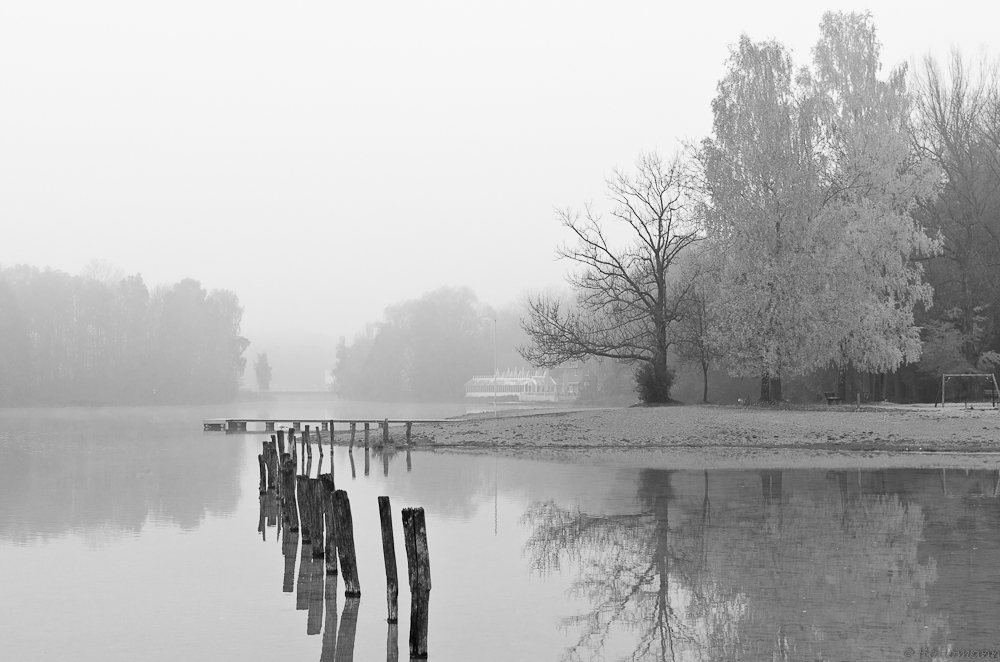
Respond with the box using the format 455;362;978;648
203;418;456;432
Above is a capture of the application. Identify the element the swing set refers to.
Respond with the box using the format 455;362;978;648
938;373;1000;408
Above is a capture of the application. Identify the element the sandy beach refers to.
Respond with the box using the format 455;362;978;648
394;403;1000;457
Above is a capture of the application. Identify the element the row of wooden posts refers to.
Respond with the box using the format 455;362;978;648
258;427;431;658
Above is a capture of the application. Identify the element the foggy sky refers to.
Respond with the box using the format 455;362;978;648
2;0;997;375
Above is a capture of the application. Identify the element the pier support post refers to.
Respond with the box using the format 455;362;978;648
364;423;370;450
406;422;412;445
402;507;431;658
378;496;399;623
277;429;286;456
331;490;361;596
349;423;356;450
320;474;338;574
383;418;389;446
258;454;266;493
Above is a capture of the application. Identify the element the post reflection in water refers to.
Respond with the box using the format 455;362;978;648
258;445;414;662
523;468;1000;661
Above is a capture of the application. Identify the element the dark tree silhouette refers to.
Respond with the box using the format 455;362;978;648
520;153;701;403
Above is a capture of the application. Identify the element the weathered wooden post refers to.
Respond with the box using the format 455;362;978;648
349;423;356;450
265;438;278;490
382;449;389;477
258;491;267;539
332;490;361;596
406;448;412;473
277;429;286;456
258;453;266;493
402;507;431;658
405;422;412;445
289;429;297;465
296;479;314;546
304;425;312;462
279;453;299;533
364;447;370;477
320;474;337;574
382;417;389;446
349;450;356;479
364;423;370;450
378;496;399;623
329;420;334;454
315;424;323;461
310;478;326;558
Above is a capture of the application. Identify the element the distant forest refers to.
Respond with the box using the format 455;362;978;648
0;265;249;405
332;287;530;402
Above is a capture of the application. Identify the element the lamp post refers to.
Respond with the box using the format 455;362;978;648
492;316;498;419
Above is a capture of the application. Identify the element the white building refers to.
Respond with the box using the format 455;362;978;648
464;368;560;402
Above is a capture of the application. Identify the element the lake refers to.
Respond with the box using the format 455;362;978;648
1;398;998;661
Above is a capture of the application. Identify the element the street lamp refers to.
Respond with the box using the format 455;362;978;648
492;316;497;419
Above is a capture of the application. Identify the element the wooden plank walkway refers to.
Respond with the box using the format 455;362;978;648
203;418;457;432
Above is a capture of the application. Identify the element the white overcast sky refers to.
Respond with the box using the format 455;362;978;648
1;0;997;356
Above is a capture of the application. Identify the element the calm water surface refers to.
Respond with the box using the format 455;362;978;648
1;401;998;661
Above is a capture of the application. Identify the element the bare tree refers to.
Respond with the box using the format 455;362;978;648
520;153;702;402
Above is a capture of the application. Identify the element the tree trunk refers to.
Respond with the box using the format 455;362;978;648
838;364;848;401
772;375;782;402
760;373;771;402
701;361;709;404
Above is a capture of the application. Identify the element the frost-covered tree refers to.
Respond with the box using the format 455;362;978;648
812;12;941;398
701;12;940;401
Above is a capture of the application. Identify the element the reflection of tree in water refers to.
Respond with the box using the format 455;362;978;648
523;469;947;661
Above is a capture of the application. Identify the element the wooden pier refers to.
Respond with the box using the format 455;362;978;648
203;418;454;433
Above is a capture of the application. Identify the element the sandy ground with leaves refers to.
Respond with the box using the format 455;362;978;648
392;403;1000;469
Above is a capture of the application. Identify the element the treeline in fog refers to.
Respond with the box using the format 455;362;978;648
522;12;1000;404
0;265;248;405
332;287;529;402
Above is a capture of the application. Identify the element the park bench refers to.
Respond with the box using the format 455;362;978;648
824;391;843;405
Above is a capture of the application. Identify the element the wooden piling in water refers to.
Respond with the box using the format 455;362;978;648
258;453;266;493
329;420;334;454
364;423;370;450
378;496;399;623
277;429;286;456
279;453;299;533
296;479;314;546
265;438;278;490
406;448;411;473
405;422;412;444
349;451;356;479
320;474;338;574
382;418;389;446
310;478;326;558
382;450;389;477
304;425;312;462
402;507;431;658
349;423;356;450
331;490;361;596
364;447;370;476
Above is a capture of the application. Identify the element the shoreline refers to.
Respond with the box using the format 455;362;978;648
390;403;1000;456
